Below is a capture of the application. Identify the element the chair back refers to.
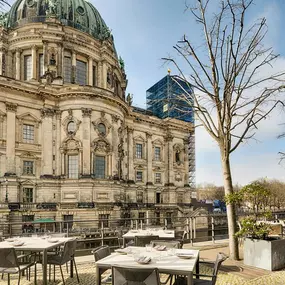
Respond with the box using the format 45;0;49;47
112;266;160;285
60;239;77;264
0;248;19;269
150;239;181;248
92;245;111;262
135;235;159;247
211;252;228;284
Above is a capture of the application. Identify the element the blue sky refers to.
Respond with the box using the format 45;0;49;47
93;0;285;186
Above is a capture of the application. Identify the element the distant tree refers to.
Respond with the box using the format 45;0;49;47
197;184;225;201
164;0;285;260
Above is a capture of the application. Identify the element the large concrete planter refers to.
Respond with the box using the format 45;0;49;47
244;238;285;271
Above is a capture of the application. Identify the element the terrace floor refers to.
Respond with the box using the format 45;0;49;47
1;239;285;285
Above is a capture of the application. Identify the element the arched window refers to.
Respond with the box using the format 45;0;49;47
175;151;180;163
67;121;76;134
97;123;106;135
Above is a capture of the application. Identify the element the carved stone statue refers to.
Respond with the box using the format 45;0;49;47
126;93;133;106
119;56;125;70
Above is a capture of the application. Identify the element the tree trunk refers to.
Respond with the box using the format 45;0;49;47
221;153;239;260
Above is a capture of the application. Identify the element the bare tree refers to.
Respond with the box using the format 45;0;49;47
163;0;285;260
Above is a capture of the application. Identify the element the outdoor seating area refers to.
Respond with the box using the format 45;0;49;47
3;238;285;285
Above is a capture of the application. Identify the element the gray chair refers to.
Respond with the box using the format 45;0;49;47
150;239;181;249
135;235;159;247
112;265;160;285
193;252;228;285
92;246;112;283
175;231;187;248
0;247;37;285
92;245;111;262
44;239;79;285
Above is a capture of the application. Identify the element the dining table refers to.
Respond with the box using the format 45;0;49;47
95;246;199;285
122;229;175;247
0;236;73;285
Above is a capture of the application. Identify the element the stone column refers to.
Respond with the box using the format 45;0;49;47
127;127;134;182
0;49;3;76
81;108;92;176
31;45;37;79
88;57;93;86
61;46;65;77
55;111;62;176
165;134;174;186
57;44;63;76
15;49;21;80
41;108;54;176
43;41;48;73
111;115;119;178
71;50;76;83
102;61;107;89
97;61;103;88
5;103;17;175
7;50;12;78
146;133;153;185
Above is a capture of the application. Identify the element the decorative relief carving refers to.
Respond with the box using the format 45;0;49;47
5;102;17;112
146;133;152;139
111;114;119;123
41;108;55;118
92;139;111;153
164;133;173;142
81;108;92;118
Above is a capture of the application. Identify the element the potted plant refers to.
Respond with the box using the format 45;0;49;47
226;181;285;271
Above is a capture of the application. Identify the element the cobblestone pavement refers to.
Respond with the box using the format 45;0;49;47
1;262;285;285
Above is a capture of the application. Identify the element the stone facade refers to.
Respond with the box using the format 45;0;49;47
0;1;194;232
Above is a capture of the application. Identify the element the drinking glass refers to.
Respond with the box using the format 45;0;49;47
145;244;152;252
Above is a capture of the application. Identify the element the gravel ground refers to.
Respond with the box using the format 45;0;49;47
1;262;285;285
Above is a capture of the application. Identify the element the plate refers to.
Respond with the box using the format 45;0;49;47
135;256;151;264
115;248;130;255
47;239;59;243
155;245;166;251
5;238;15;242
164;231;172;234
12;241;25;247
176;253;193;259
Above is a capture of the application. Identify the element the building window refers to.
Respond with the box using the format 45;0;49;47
23;161;34;175
68;155;78;178
97;123;106;135
137;191;143;203
155;173;161;184
136;143;143;159
23;187;33;203
39;54;44;78
63;214;73;229
23;124;34;143
76;60;87;85
24;55;32;81
154;147;161;161
67;121;76;134
138;212;145;223
92;65;96;86
175;151;181;163
94;156;105;179
64;56;72;83
136;171;143;182
99;214;109;228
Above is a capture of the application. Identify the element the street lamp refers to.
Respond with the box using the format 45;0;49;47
4;178;8;203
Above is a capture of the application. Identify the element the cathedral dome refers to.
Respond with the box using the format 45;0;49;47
5;0;110;40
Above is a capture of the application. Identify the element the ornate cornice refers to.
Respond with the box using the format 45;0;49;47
81;108;92;118
5;102;17;112
41;108;55;118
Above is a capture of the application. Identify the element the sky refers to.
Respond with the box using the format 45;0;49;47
91;0;285;187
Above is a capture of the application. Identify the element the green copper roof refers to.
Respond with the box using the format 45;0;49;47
3;0;111;40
